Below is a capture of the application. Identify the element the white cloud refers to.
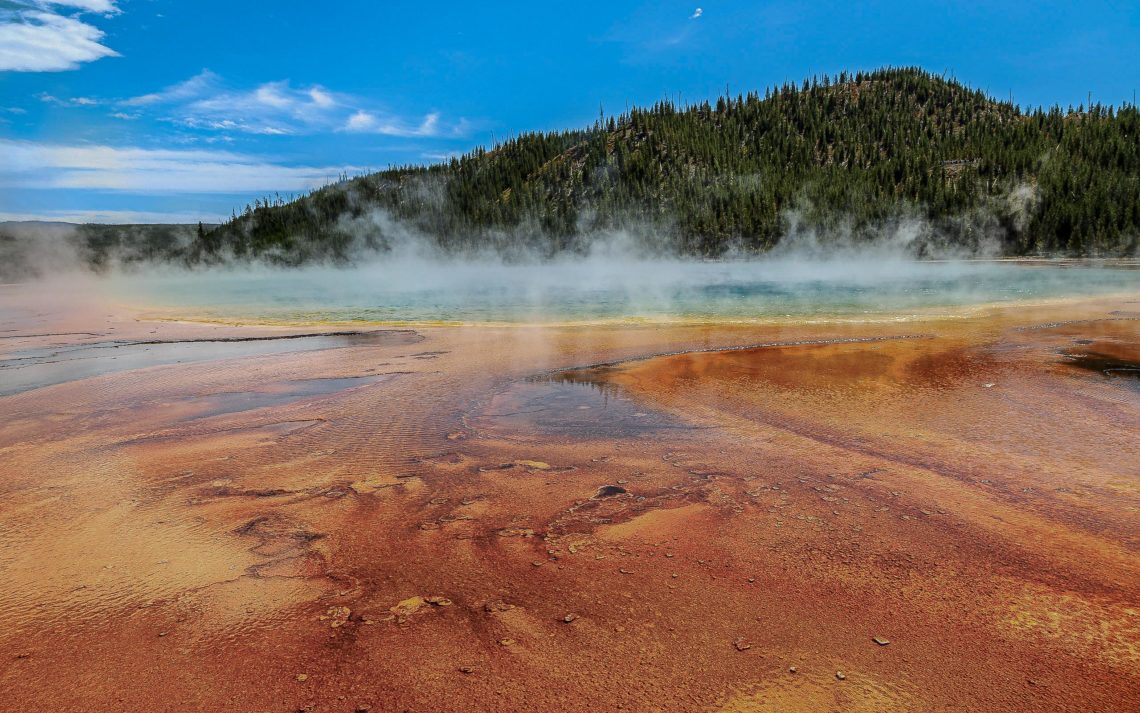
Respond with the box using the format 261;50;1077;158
181;79;338;135
121;69;220;107
0;209;230;225
117;70;464;139
173;116;295;136
253;83;293;109
0;138;361;194
0;3;120;72
343;110;443;137
345;110;374;132
124;74;343;135
309;87;334;108
690;7;703;19
45;1;121;14
39;92;100;106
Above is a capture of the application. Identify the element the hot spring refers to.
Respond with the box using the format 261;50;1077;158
104;258;1139;325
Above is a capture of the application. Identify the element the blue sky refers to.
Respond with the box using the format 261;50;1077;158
1;0;1138;224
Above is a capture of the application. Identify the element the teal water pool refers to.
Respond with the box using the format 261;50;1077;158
108;258;1140;324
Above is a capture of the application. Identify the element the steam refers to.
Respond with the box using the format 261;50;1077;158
100;237;1137;327
0;222;90;282
0;173;1067;285
1004;182;1041;235
0;221;199;283
200;171;1065;269
2;177;1134;327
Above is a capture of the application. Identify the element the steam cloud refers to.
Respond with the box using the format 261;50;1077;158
2;179;1132;327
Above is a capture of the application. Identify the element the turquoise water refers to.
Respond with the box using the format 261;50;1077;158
111;259;1139;324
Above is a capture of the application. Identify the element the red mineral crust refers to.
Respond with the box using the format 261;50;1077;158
0;288;1137;712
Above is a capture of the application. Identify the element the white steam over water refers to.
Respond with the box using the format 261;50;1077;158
105;256;1139;324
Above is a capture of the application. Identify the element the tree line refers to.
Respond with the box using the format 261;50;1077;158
85;67;1140;265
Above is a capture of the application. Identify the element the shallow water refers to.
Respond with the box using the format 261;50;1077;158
479;376;692;439
109;258;1140;324
0;331;415;396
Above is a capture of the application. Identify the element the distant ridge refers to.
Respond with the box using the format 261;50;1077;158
7;67;1139;269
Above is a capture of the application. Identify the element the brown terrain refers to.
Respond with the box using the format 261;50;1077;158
0;282;1137;712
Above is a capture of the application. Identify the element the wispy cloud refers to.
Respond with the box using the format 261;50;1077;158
0;209;232;225
38;91;101;106
0;1;120;72
174;78;342;136
0;138;361;194
605;6;704;57
114;70;466;139
121;69;221;107
46;1;121;14
343;110;446;137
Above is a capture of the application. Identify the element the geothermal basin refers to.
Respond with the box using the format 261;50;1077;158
0;258;1137;711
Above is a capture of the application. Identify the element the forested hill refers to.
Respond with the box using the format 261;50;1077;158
198;67;1139;262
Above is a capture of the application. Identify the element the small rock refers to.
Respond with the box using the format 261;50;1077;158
733;637;752;651
296;674;309;682
355;706;371;713
157;631;167;637
479;463;515;472
459;666;475;674
562;614;579;623
747;577;755;583
595;485;627;498
788;666;797;674
390;597;424;623
323;605;352;628
499;638;516;646
873;636;890;646
835;671;846;681
619;568;632;574
532;561;545;567
425;596;452;607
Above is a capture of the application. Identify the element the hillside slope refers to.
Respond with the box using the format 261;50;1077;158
196;67;1139;261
